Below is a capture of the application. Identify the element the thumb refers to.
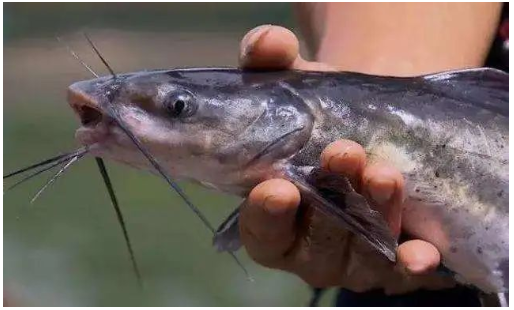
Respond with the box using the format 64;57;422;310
239;25;334;71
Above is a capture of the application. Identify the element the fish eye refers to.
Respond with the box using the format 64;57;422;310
163;91;196;118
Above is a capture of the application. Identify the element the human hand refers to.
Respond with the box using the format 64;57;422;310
238;25;453;293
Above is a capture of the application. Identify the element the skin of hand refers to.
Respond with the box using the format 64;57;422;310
295;3;502;76
237;25;455;294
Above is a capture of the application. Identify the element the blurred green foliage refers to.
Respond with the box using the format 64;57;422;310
4;3;294;42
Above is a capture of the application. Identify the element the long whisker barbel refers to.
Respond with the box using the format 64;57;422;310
84;33;117;78
106;105;215;229
56;36;99;78
95;158;143;286
30;150;87;204
6;155;79;192
4;148;86;179
102;102;252;281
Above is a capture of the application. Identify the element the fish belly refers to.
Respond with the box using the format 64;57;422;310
367;136;508;293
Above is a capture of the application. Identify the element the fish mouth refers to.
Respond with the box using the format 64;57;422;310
77;104;103;127
68;86;103;126
67;85;108;146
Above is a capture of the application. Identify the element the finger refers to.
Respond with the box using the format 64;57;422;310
239;25;335;71
320;139;367;189
362;163;404;236
397;239;441;275
239;25;299;70
239;179;300;266
292;57;336;71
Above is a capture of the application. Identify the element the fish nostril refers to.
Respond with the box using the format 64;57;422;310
79;105;103;126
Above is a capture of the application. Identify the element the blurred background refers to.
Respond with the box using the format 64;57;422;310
4;3;336;307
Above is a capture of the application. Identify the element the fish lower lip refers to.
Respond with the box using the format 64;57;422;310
75;127;107;146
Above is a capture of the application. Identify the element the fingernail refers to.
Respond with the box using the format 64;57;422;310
262;195;279;215
321;140;366;175
262;195;292;217
241;24;272;60
326;151;361;176
368;178;395;205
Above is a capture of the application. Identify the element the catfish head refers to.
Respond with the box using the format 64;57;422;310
68;68;314;194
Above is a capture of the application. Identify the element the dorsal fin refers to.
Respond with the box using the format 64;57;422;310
422;68;508;117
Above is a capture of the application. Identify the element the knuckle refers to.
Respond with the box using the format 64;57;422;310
321;140;366;172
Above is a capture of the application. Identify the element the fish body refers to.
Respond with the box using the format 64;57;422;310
67;67;508;293
280;68;509;293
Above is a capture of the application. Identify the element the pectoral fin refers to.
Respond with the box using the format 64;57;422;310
213;203;243;252
287;167;398;262
214;168;398;262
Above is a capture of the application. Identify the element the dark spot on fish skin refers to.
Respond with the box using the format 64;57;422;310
500;259;509;287
485;226;490;231
497;190;504;198
166;71;184;79
435;171;440;178
450;246;458;253
477;247;483;254
415;188;420;193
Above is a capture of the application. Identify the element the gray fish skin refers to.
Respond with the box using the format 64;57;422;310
282;68;509;294
67;67;508;293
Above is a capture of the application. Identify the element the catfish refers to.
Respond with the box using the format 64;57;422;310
7;66;509;295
